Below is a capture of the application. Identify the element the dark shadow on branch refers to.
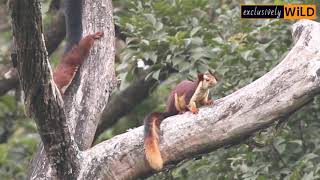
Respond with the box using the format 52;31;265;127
95;76;157;138
0;78;18;95
94;67;177;140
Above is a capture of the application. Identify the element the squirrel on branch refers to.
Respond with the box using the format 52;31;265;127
144;71;219;170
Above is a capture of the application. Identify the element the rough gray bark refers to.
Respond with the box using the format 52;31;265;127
77;19;320;179
10;0;79;179
0;7;66;97
63;0;116;150
24;0;116;179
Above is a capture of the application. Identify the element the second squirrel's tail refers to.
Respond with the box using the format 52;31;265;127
144;112;173;170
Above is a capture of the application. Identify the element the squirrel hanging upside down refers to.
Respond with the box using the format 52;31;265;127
144;71;219;170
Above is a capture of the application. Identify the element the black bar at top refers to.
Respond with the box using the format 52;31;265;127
241;5;284;18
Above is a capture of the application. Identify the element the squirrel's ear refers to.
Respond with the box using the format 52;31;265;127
197;73;204;81
208;69;215;76
208;69;219;81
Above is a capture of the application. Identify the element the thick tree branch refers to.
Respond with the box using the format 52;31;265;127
0;78;18;95
78;20;320;179
27;0;116;179
10;0;78;179
63;0;116;150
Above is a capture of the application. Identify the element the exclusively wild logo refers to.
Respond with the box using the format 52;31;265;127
241;4;317;19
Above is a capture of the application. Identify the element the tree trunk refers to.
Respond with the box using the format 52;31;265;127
10;0;115;179
10;0;79;178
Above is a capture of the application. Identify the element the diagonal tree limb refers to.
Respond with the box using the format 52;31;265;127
27;0;116;179
10;0;79;178
77;20;320;179
0;78;18;95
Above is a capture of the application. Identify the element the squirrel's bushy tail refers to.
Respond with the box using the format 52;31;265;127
144;112;172;170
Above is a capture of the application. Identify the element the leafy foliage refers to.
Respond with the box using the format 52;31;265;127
1;0;320;179
0;95;39;180
113;0;320;179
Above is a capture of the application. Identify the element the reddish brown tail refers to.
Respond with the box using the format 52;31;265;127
144;112;172;170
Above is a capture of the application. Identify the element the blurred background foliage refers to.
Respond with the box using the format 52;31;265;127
1;0;320;179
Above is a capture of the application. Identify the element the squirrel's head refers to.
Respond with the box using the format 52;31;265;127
198;70;218;89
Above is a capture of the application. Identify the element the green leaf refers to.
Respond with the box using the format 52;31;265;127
144;13;156;26
141;39;150;46
152;69;161;80
0;144;8;163
155;22;163;31
190;26;201;37
288;140;303;146
125;23;134;32
175;31;187;41
190;37;203;46
172;57;185;67
241;50;251;60
179;61;192;72
303;153;319;161
301;172;314;180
